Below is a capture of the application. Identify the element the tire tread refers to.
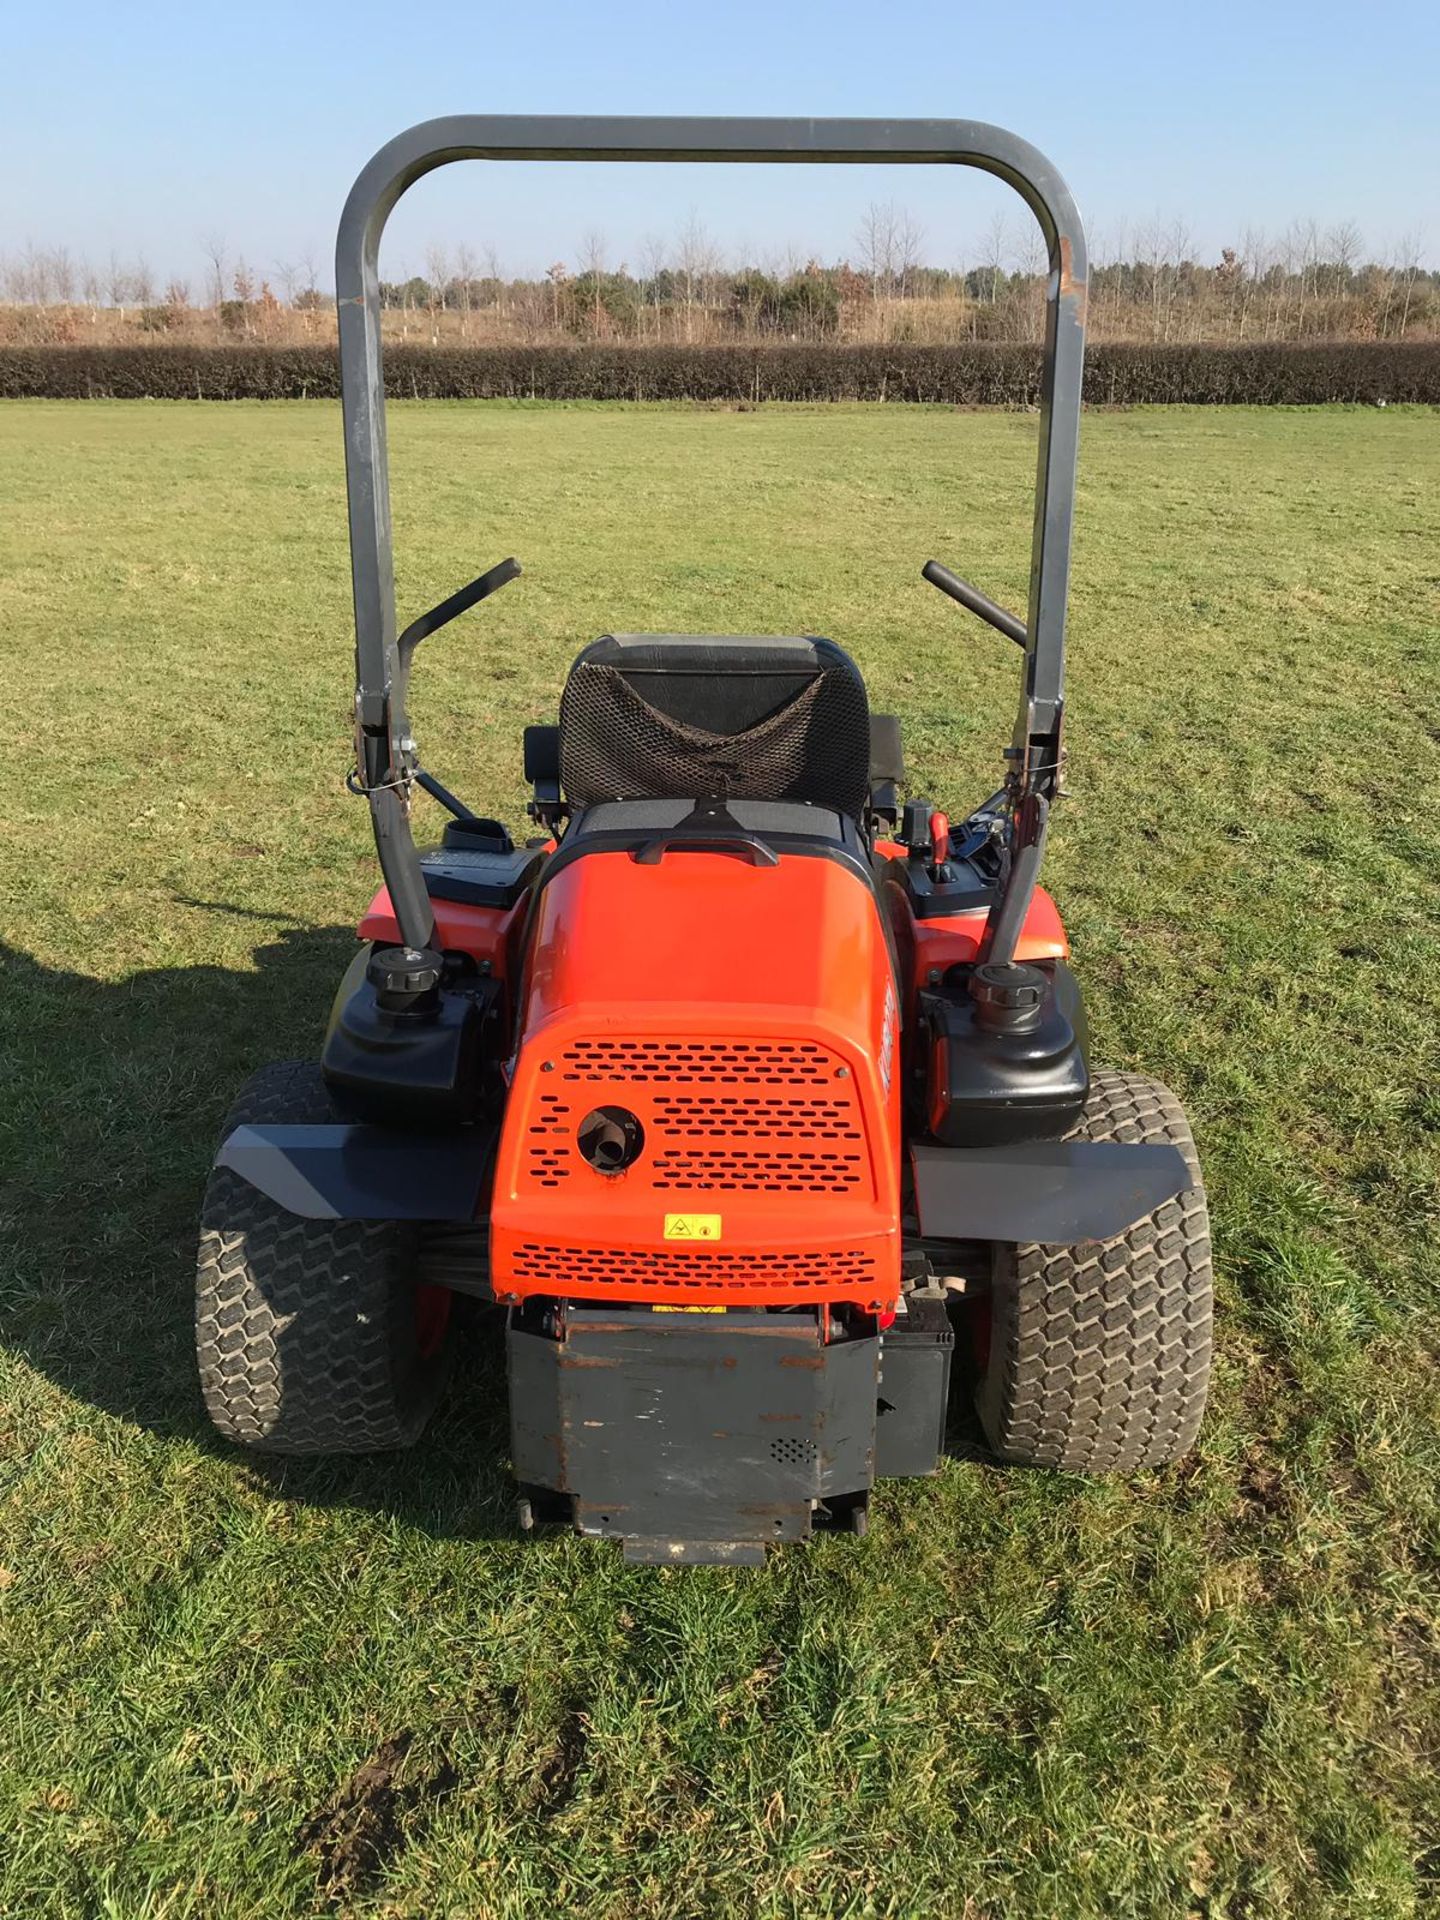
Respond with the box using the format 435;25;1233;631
978;1069;1213;1473
196;1061;444;1454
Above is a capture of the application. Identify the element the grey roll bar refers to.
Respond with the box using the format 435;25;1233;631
336;117;1088;953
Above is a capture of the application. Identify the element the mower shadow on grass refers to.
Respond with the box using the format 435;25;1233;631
0;924;520;1544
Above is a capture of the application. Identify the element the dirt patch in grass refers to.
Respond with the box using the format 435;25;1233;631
530;1703;590;1819
296;1731;458;1904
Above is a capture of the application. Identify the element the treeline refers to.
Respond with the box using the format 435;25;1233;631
4;342;1436;405
1;211;1435;350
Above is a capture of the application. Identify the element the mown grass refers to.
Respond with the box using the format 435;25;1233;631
1;399;1438;1919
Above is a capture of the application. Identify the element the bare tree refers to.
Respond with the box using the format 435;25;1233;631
982;208;1009;307
424;242;450;336
272;258;300;306
1134;215;1166;340
201;234;228;332
777;239;806;282
20;242;53;307
1014;220;1047;342
105;250;133;320
1104;220;1129;335
201;235;227;307
856;201;897;302
1394;229;1423;336
1268;224;1296;338
1282;218;1320;335
453;241;478;337
638;232;666;335
1086;220;1122;338
1325;220;1362;300
49;246;75;305
1237;225;1268;339
577;229;608;333
546;260;568;331
483;243;505;319
298;243;324;303
512;275;545;339
893;207;925;300
231;257;254;335
1162;218;1192;341
676;213;717;342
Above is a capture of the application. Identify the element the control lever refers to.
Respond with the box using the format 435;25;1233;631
922;559;1026;649
398;556;522;675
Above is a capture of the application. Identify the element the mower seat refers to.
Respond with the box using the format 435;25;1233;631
557;634;872;820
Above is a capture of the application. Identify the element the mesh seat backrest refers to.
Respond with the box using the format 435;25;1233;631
558;634;872;819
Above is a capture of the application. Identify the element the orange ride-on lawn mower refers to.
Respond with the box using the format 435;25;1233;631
196;118;1212;1564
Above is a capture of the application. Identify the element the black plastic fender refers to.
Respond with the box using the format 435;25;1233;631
910;1139;1191;1245
215;1122;491;1221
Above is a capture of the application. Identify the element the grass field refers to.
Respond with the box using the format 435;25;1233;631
2;398;1438;1919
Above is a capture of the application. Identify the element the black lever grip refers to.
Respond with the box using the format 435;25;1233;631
922;559;1027;648
398;556;521;665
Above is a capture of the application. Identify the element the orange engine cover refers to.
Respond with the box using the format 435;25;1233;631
490;848;903;1312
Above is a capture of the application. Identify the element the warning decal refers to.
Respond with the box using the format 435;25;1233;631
662;1213;723;1242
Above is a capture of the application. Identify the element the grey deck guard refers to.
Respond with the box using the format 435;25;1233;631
217;1123;488;1221
911;1140;1191;1245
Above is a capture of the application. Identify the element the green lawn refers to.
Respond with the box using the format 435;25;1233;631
2;399;1438;1920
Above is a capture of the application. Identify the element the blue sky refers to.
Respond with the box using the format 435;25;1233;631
4;0;1437;286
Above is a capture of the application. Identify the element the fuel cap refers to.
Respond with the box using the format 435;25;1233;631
969;962;1046;1031
366;945;443;1007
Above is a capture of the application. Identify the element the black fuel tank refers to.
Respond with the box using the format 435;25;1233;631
920;959;1089;1147
321;946;505;1128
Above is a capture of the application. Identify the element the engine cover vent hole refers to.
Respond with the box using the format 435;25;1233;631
577;1105;645;1175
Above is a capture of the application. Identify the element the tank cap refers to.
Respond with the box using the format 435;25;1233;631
969;961;1046;1030
367;945;444;1007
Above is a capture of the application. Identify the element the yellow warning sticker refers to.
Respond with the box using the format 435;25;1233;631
663;1213;722;1242
653;1305;726;1313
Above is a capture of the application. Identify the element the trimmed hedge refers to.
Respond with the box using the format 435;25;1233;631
2;342;1437;405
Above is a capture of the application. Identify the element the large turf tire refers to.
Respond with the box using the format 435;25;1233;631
196;1060;453;1455
975;1069;1213;1473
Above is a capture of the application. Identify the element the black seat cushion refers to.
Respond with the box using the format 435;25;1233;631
558;634;872;819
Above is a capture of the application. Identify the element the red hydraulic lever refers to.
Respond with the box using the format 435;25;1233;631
929;810;951;871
